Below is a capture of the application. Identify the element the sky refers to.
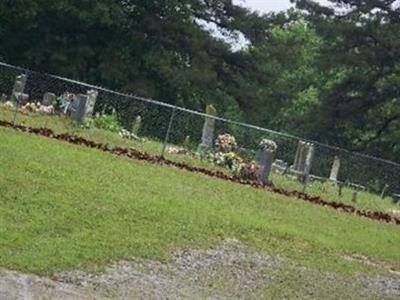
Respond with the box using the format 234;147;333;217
233;0;331;13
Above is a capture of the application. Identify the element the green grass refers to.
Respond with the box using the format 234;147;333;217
0;127;399;278
1;106;399;216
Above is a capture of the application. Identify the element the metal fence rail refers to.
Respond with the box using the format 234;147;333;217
0;61;399;205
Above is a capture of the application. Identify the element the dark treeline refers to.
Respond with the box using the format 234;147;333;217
0;0;399;162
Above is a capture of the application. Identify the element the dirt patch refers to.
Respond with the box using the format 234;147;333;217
1;239;280;299
56;239;280;299
0;269;94;300
2;240;400;299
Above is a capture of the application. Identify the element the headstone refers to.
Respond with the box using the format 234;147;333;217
293;141;304;171
17;93;29;105
0;93;7;102
11;74;27;103
272;159;288;174
131;115;142;135
70;94;88;122
199;104;217;150
42;92;56;106
256;139;277;183
85;90;98;118
329;156;341;182
69;90;98;122
303;144;315;178
292;141;314;175
381;184;389;199
183;135;190;148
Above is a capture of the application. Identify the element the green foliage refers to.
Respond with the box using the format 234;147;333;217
84;113;121;133
0;0;399;163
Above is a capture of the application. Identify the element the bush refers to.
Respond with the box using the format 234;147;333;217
85;113;121;132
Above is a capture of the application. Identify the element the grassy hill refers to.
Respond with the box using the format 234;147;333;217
1;106;399;216
0;126;399;298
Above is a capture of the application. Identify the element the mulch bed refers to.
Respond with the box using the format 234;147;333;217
1;120;399;226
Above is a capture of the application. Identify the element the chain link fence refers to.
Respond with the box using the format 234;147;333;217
0;61;399;213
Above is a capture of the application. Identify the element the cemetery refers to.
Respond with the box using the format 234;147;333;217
1;0;400;298
0;73;399;218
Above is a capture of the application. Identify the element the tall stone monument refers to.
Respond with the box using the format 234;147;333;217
199;104;217;150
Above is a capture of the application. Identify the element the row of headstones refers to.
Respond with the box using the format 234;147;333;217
2;74;98;123
197;104;343;184
290;142;341;182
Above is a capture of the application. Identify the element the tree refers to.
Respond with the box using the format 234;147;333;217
292;0;400;161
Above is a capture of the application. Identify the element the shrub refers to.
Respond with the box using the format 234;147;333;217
84;113;122;132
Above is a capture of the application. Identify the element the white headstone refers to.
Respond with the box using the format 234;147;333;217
131;115;142;135
303;144;315;177
85;89;98;118
329;156;341;182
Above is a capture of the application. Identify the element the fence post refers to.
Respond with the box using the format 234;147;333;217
161;107;176;158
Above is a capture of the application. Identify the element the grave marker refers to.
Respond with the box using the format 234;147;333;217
42;92;56;106
199;104;217;150
256;139;277;184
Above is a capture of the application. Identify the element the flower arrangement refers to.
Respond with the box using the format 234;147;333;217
58;92;76;114
208;151;243;171
119;128;143;141
236;161;259;181
167;145;188;155
1;101;14;108
258;139;278;152
20;102;55;114
215;133;237;152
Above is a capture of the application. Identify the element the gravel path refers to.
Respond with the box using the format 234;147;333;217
1;239;399;299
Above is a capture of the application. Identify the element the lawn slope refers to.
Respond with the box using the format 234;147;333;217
0;127;399;275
